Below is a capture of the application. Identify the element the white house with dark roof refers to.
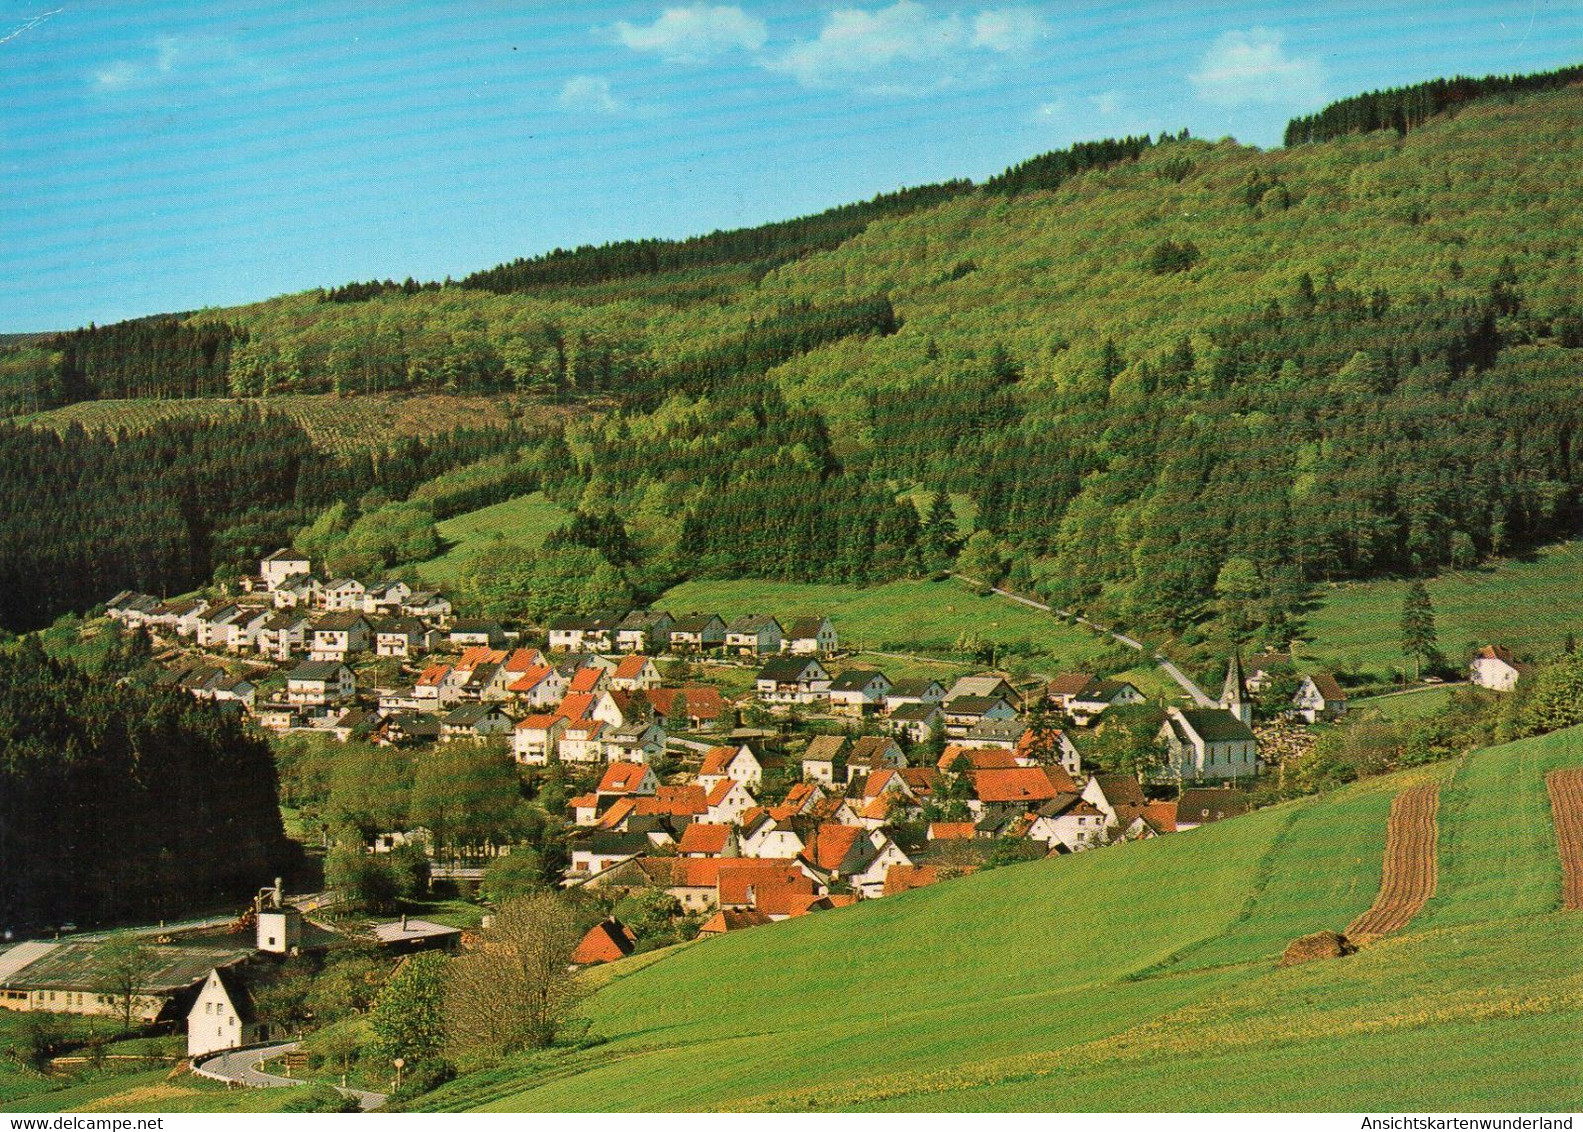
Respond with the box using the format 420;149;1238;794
668;614;727;653
311;613;371;662
319;578;366;613
1292;674;1348;722
725;615;784;657
287;661;355;707
1470;645;1529;691
1158;707;1259;783
259;549;311;592
615;610;675;653
782;616;837;655
756;657;831;704
187;968;266;1059
827;669;892;716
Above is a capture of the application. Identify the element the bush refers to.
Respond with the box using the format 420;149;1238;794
282;1085;360;1113
1147;238;1200;274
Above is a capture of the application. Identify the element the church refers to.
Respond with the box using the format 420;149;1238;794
1156;655;1260;784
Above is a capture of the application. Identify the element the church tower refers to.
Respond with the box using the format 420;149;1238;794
1220;652;1252;727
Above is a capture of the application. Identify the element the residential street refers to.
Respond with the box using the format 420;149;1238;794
193;1042;386;1110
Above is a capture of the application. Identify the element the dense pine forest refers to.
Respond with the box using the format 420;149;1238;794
0;644;287;927
2;74;1581;640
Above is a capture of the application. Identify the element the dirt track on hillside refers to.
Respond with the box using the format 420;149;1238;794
1347;785;1440;938
1546;768;1583;910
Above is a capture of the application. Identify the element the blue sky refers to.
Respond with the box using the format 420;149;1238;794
2;1;1578;331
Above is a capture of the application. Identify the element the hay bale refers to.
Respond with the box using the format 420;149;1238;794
1280;930;1356;967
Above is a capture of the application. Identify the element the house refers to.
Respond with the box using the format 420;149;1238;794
1013;725;1083;777
310;612;371;662
716;859;824;918
375;617;437;659
756;657;832;705
507;664;569;709
286;661;355;707
260;549;312;592
1158;707;1260;783
327;707;379;742
566;665;608;695
801;734;849;787
440;703;513;741
1292;673;1348;723
253;704;299;732
942;695;1017;737
1470;645;1529;691
1025;794;1110;852
928;821;978;842
601;720;667;765
208;675;256;712
883;864;943;896
884;679;947;711
724;615;784;657
414;663;464;709
362;580;412;615
848;832;912;899
697;908;773;935
572;918;638;965
967;766;1070;820
319;578;366;613
827;669;892;716
646;686;727;731
272;575;320;610
568;832;650;879
558;719;608;764
1176;788;1250;830
1065;678;1147;726
596;760;660;805
615;611;675;654
450;619;507;648
697;744;763;790
947;674;1019;706
402;591;452;620
800;825;878;889
376;712;442;746
164;597;211;637
256;611;312;661
1081;773;1148;829
0;941;254;1023
195;604;241;649
704;778;756;825
782;616;838;655
677;823;740;858
610;654;662;692
887;701;945;744
845;735;907;782
186;968;266;1059
668;614;727;653
1244;651;1294;693
548;613;622;653
737;810;804;859
513;714;568;765
368;917;464;953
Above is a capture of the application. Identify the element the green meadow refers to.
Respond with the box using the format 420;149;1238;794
1301;540;1583;677
413;492;569;586
403;726;1583;1113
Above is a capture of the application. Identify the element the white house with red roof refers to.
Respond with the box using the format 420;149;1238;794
1470;645;1529;691
512;714;567;765
703;778;756;825
559;719;608;764
596;761;659;804
414;663;464;709
677;822;739;858
697;744;763;791
610;654;662;691
507;664;568;709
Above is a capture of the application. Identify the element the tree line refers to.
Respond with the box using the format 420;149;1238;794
1283;62;1583;145
0;643;287;929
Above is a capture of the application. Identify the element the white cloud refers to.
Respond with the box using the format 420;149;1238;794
970;9;1046;52
1189;27;1325;108
614;4;767;63
769;1;1039;95
1090;91;1120;115
87;34;279;96
558;75;628;116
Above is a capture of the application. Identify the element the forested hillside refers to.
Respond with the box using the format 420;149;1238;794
3;78;1580;639
0;644;287;927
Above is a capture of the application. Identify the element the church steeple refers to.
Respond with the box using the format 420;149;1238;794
1220;651;1252;726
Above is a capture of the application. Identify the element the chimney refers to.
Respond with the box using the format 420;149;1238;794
273;877;283;908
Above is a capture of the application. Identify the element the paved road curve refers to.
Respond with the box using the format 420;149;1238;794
952;573;1217;706
194;1042;386;1111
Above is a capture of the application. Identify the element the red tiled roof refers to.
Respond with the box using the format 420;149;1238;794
699;745;741;777
676;823;732;855
697;909;771;935
640;785;708;818
1140;801;1178;834
595;797;638;831
614;654;652;680
568;793;599;810
938;746;1019;771
705;778;741;807
416;663;451;687
569;667;605;694
717;859;816;912
783;782;821;811
648;686;726;721
508;665;555;693
1309;673;1347;702
556;692;596;722
515;712;561;731
928;822;976;841
456;646;507;672
1047;672;1095;697
804;824;864;871
572;918;637;964
972;767;1061;804
883;864;941;896
504;647;546;672
899;767;941;797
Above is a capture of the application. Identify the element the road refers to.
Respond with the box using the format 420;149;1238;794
953;574;1215;705
193;1042;386;1110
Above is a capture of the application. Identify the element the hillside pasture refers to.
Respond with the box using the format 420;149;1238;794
414;492;569;586
1301;541;1583;677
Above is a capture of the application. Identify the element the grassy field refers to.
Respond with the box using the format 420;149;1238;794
1301;540;1583;677
402;726;1583;1113
413;492;569;587
10;392;566;454
1350;685;1457;722
660;576;1126;672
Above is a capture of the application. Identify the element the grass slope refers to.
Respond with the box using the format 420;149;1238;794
411;727;1583;1112
660;576;1120;670
414;492;569;586
1301;540;1583;677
